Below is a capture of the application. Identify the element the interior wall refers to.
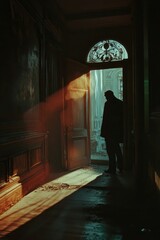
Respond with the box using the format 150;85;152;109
148;1;160;192
0;0;65;213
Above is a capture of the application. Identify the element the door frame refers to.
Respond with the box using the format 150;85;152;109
87;59;133;171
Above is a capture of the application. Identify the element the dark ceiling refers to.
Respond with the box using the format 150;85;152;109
54;0;133;30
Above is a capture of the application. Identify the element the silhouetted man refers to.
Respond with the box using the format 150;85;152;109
100;90;123;174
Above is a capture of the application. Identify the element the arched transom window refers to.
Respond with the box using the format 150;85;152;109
87;39;128;63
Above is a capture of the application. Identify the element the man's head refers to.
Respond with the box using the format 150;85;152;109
104;90;114;100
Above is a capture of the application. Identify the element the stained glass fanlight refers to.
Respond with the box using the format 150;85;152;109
87;40;128;63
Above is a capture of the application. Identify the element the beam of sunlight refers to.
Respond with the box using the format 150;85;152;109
65;73;89;100
23;72;90;131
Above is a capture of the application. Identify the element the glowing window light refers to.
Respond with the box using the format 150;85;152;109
87;40;128;63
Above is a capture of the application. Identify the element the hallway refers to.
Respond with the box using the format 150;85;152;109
0;164;160;240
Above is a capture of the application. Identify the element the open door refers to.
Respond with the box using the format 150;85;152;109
64;88;90;170
63;59;90;170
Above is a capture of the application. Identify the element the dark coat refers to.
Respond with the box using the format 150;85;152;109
100;96;123;142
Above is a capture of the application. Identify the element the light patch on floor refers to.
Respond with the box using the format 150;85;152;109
0;164;106;237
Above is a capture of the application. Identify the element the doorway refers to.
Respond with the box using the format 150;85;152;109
90;68;123;162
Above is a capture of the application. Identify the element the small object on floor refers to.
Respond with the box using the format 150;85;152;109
104;169;116;175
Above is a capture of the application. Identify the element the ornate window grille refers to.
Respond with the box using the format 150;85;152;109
87;40;128;63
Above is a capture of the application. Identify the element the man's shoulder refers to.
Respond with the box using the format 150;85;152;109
115;98;123;104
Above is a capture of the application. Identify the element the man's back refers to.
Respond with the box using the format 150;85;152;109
100;90;124;174
101;93;123;142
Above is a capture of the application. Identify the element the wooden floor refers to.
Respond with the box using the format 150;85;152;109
0;164;160;240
